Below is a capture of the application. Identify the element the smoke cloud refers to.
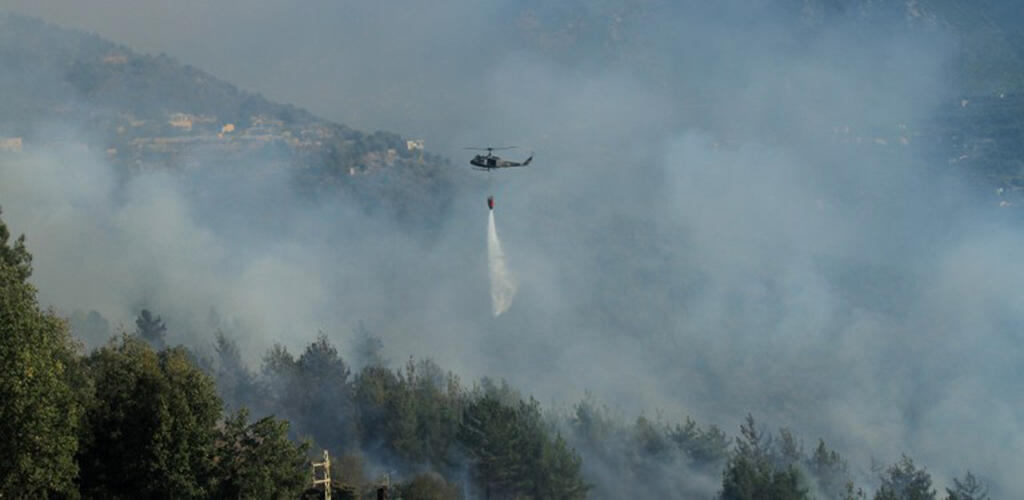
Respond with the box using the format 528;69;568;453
2;0;1023;496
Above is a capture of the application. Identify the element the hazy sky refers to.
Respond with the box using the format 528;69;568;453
2;0;1023;496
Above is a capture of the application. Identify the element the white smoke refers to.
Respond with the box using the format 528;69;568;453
487;210;516;317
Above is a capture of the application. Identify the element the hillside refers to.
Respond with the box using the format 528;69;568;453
0;14;454;229
4;6;1024;199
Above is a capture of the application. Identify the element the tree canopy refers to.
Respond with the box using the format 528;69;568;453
0;208;81;497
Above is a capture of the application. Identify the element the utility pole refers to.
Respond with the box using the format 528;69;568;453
377;471;394;500
312;449;332;500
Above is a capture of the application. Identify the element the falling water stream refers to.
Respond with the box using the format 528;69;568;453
487;210;516;317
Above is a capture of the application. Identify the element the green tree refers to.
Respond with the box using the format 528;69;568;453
211;408;310;499
69;309;112;347
945;471;988;500
261;334;357;450
460;393;537;497
538;433;588;499
720;453;810;500
77;336;221;499
735;414;771;464
135;309;167;349
568;393;615;447
460;389;587;499
404;358;463;470
213;331;259;413
873;456;935;500
0;207;31;281
354;358;464;472
719;415;810;500
807;439;852;499
775;428;802;468
354;363;415;456
352;320;388;369
669;417;730;469
632;415;671;459
842;481;869;500
0;209;82;496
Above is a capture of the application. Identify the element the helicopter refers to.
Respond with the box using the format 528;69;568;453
466;147;533;170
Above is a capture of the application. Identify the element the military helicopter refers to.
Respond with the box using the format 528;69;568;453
466;147;533;170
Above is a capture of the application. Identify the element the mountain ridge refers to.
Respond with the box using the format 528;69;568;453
0;13;455;230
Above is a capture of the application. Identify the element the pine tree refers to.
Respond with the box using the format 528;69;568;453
668;417;730;469
945;471;988;500
262;334;357;450
352;321;388;369
807;439;852;499
720;414;810;500
212;408;311;499
873;455;935;500
213;330;259;412
0;207;31;281
135;308;167;349
460;389;587;499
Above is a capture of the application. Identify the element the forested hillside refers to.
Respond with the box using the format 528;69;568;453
0;14;455;232
0;209;992;498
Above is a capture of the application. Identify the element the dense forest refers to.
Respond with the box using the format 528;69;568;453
0;210;992;499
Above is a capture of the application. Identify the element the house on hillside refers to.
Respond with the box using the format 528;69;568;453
0;137;22;153
169;113;217;132
103;52;128;64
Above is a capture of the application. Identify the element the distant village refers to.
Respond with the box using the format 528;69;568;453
0;108;425;176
